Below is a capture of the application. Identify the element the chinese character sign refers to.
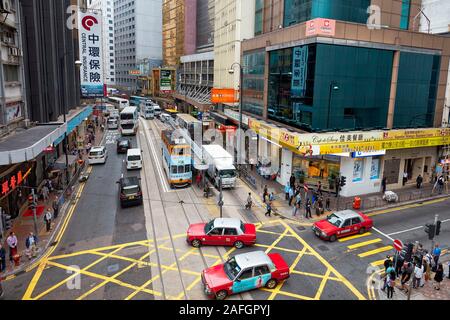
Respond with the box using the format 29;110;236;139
160;70;172;93
78;10;104;98
291;46;308;98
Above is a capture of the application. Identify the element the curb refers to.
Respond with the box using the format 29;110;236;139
2;197;72;280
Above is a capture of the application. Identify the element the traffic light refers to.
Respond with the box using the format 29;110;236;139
425;223;436;240
405;243;414;262
436;220;442;236
28;194;37;210
340;176;347;188
1;213;12;231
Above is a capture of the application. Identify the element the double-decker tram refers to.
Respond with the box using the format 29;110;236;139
161;130;192;188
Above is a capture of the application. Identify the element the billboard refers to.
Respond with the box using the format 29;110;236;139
211;88;239;104
305;18;336;37
78;10;104;98
160;70;172;93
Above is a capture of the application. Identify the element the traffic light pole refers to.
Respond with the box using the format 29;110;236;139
431;214;439;253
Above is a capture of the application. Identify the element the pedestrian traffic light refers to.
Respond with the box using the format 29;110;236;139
28;195;36;209
425;223;436;240
340;176;347;188
404;242;414;262
435;220;442;236
1;213;12;231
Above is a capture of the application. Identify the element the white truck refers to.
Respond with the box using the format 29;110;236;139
202;144;237;189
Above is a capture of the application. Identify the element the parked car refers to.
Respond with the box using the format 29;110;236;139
88;146;108;165
117;176;143;208
117;138;131;154
187;218;256;249
201;251;290;300
312;210;373;242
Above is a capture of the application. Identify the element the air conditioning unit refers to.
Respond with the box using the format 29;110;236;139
0;0;12;13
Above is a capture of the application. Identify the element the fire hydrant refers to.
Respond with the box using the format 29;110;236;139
13;254;21;267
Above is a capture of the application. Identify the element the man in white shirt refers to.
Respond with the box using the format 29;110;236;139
6;232;18;263
403;172;408;186
413;263;424;289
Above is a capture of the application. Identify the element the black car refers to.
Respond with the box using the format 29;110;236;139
117;138;131;154
117;176;143;208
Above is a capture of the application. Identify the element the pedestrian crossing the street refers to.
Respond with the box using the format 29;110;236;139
339;232;394;268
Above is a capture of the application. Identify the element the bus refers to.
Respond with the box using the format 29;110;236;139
161;130;192;188
140;101;155;120
120;107;139;136
108;97;129;111
176;113;202;141
130;96;151;108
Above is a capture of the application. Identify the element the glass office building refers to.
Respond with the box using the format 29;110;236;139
243;50;266;117
258;43;441;131
283;0;370;27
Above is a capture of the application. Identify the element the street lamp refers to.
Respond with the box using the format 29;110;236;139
326;82;340;129
228;62;244;166
60;56;83;188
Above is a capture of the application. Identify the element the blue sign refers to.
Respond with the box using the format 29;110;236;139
81;84;104;98
53;106;93;146
291;46;308;98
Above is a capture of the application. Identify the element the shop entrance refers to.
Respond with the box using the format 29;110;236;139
384;159;401;184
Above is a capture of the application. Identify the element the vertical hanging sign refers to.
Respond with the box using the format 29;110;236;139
291;46;308;98
78;10;104;98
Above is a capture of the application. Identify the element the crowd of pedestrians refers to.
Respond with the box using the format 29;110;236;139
381;243;449;299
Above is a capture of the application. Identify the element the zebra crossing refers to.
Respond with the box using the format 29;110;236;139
339;232;394;267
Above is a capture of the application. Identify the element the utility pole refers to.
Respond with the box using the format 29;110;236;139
431;214;439;253
218;177;224;218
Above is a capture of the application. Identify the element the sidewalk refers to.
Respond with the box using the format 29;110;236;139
378;254;450;300
0;123;106;279
240;167;449;223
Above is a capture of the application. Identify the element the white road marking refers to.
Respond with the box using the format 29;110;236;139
372;227;395;241
140;119;171;193
386;218;450;236
387;226;424;236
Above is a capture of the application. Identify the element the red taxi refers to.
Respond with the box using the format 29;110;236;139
312;210;373;242
187;218;256;249
201;251;290;300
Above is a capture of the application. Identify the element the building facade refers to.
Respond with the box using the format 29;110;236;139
115;0;163;91
231;0;450;197
162;0;185;67
20;0;81;123
0;0;26;128
88;0;116;86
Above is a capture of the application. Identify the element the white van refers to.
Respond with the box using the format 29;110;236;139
88;146;108;165
108;117;119;130
126;148;143;170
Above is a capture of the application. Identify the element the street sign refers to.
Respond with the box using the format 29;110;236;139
393;239;403;252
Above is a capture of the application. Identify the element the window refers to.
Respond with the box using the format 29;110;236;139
400;0;411;30
171;166;178;174
224;228;237;236
351;217;362;225
3;65;19;82
342;219;352;227
254;265;270;276
209;228;223;236
238;269;254;280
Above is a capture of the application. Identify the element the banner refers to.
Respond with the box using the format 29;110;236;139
291;46;308;98
211;88;239;104
79;10;104;98
160;70;172;93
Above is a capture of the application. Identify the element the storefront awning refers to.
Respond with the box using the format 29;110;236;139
53;106;93;146
0;124;67;166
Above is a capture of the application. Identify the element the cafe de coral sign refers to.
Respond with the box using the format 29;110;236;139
248;118;450;157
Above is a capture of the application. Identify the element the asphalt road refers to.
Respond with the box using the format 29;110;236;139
3;118;449;301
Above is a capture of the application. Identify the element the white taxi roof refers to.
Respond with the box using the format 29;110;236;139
333;210;361;220
90;146;105;153
234;251;272;270
213;218;242;230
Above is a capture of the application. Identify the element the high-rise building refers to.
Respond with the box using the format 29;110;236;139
0;0;26;127
20;0;81;123
222;0;450;197
88;0;116;86
162;0;185;67
114;0;163;91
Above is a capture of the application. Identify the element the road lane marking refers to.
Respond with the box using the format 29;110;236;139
370;259;386;267
358;246;393;258
338;232;373;242
314;269;332;300
387;226;424;236
279;220;366;300
347;239;382;250
372;227;394;241
367;197;450;217
141;119;170;193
